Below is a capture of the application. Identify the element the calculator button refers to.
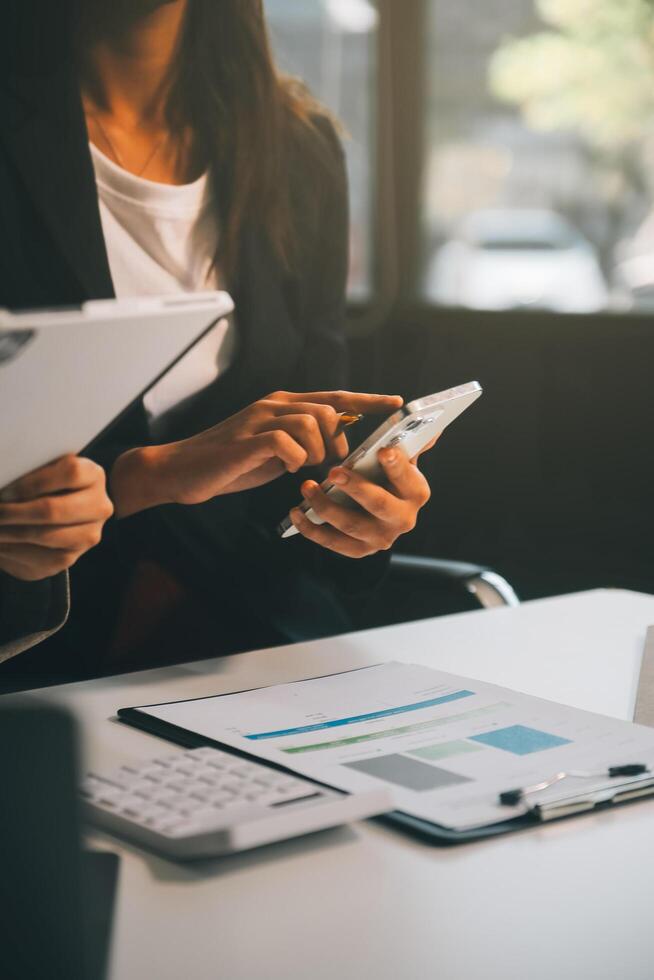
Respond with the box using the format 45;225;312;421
276;784;315;799
88;772;130;790
253;774;276;786
272;776;303;789
208;792;233;807
187;807;220;825
155;818;185;835
173;764;196;776
120;802;143;819
164;779;189;792
138;766;164;778
221;781;244;793
184;748;212;760
221;796;248;809
97;790;122;807
257;792;288;807
228;763;258;776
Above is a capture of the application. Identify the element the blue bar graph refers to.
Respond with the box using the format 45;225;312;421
245;690;475;741
470;725;571;755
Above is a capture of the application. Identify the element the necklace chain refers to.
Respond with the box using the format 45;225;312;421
91;113;166;178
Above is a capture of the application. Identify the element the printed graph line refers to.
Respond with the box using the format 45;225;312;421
282;702;511;755
244;690;474;741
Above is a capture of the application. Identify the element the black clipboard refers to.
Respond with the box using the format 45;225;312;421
118;651;654;846
119;703;654;846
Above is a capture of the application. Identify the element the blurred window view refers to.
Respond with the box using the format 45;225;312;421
422;0;654;314
265;0;378;300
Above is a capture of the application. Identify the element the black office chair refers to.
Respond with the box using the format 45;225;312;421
390;554;520;609
357;552;520;631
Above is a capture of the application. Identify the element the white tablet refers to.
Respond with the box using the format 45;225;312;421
0;291;234;490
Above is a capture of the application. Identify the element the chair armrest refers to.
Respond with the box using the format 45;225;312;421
389;554;520;610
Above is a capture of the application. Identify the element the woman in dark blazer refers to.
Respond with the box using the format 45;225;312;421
0;0;433;686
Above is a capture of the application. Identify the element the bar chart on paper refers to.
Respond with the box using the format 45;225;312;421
135;662;654;831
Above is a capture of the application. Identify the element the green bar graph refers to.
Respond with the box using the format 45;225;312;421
283;702;510;754
409;740;484;762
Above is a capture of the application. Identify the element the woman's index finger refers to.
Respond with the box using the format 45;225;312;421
294;391;404;414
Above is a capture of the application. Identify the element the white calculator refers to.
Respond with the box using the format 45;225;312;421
81;746;392;859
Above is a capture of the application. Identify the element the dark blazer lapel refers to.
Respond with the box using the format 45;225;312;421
229;228;302;398
1;64;114;301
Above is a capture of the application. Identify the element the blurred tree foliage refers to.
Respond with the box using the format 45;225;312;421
490;0;654;150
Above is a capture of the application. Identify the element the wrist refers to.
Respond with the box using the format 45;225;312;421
110;444;176;518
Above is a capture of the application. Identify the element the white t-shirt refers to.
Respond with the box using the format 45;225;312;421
90;143;236;422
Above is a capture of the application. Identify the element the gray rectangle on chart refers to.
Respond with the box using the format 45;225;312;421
345;753;472;792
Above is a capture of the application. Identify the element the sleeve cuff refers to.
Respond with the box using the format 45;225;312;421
0;572;70;662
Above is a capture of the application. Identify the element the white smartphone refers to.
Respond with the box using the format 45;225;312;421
278;381;482;539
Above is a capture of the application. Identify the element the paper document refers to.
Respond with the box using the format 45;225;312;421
138;663;654;831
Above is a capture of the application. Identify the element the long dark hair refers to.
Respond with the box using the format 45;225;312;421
167;0;336;280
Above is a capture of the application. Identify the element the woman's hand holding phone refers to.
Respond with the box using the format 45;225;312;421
289;440;436;558
111;391;404;518
0;456;114;581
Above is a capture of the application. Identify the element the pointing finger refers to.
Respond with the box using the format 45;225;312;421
278;391;403;415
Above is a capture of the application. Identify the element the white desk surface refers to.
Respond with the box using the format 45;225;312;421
26;589;654;980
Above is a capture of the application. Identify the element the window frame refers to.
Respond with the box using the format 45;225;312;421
348;0;427;337
351;0;654;335
347;0;426;334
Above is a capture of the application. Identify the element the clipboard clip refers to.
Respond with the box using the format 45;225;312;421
531;779;654;822
499;764;650;809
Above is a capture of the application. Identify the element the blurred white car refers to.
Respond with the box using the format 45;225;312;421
613;210;654;310
425;209;608;313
